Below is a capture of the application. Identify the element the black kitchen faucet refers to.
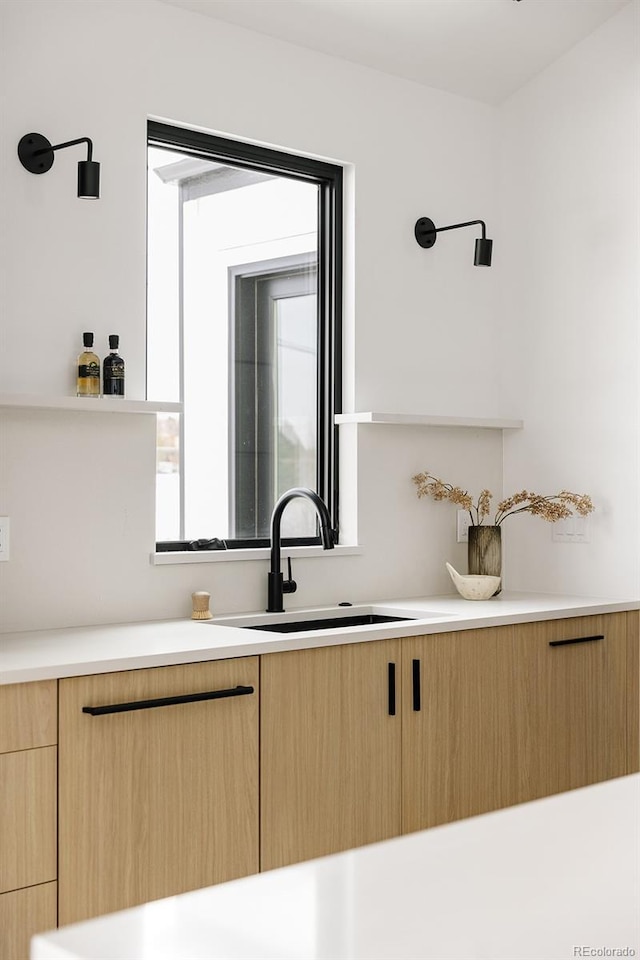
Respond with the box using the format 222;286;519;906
267;487;335;613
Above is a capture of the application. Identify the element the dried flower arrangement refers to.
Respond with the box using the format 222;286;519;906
412;472;594;526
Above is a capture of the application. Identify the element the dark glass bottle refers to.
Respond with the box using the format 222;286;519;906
103;335;125;397
77;332;100;397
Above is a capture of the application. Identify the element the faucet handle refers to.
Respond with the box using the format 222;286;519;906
283;556;297;595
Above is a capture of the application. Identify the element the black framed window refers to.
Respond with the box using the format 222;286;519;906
147;122;342;551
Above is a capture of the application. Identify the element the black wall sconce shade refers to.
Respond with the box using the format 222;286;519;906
415;216;493;266
18;133;100;199
78;161;100;200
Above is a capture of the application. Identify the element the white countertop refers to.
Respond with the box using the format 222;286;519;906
31;772;640;960
1;592;638;684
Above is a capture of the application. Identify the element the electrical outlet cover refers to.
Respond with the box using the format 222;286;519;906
552;516;590;543
456;510;471;543
0;516;9;561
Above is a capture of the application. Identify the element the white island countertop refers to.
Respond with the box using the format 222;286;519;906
31;773;640;960
1;592;639;684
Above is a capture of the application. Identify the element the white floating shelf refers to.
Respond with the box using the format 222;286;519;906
334;412;523;430
0;394;182;415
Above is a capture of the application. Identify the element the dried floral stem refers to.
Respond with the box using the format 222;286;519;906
412;472;594;526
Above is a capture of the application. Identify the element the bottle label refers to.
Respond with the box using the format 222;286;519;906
78;363;100;379
107;362;125;379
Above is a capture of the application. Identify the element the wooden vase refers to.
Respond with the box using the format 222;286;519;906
468;525;502;595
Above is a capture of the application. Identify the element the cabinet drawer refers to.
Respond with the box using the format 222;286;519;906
0;681;57;754
522;613;620;647
0;747;57;894
0;881;57;960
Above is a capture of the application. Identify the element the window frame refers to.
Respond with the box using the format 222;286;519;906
148;121;343;552
230;252;318;540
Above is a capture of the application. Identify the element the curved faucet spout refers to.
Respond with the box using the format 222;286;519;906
267;487;335;613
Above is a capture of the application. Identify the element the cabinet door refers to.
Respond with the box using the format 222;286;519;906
504;613;629;803
402;629;509;834
0;882;56;960
59;658;259;925
261;639;402;870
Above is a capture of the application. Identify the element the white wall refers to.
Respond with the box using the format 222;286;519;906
499;0;640;598
0;0;505;632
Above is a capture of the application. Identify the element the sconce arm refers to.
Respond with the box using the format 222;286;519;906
432;219;486;240
35;137;94;162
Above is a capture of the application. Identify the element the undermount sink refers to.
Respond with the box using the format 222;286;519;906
210;606;457;634
245;613;414;633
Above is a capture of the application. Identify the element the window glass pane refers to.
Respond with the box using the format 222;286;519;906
147;142;320;543
274;292;317;537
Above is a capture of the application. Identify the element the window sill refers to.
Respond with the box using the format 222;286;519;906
151;544;363;565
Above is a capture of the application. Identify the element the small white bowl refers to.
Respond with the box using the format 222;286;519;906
445;562;501;601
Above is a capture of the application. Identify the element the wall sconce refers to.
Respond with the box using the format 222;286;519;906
415;216;493;266
18;133;100;199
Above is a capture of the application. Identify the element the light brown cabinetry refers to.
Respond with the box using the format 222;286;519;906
3;609;636;937
261;639;402;870
0;679;57;755
0;748;57;895
402;627;508;833
261;612;638;868
629;611;640;770
500;613;632;805
0;680;57;960
404;612;635;835
0;883;57;960
58;657;259;925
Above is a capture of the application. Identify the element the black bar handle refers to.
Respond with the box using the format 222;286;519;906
82;684;255;716
388;662;396;716
549;635;604;648
412;658;421;712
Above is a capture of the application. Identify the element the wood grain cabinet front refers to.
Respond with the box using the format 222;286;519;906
500;612;633;806
261;639;402;871
0;680;58;960
402;626;509;834
261;612;638;868
0;679;57;755
58;657;259;925
0;748;57;895
0;882;57;960
403;612;635;834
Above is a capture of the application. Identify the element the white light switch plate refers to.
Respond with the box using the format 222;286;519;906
0;516;9;561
